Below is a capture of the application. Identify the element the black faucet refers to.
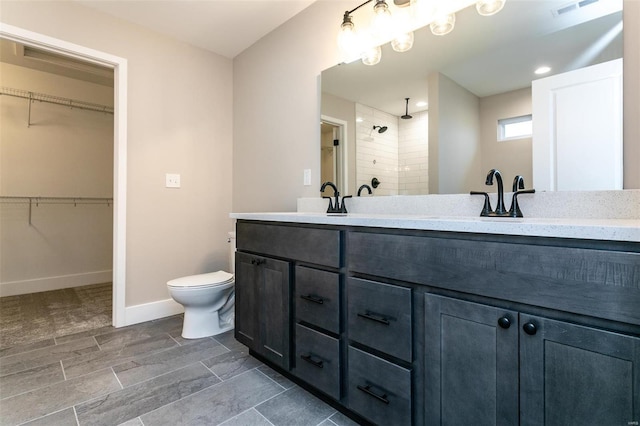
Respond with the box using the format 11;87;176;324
472;170;535;217
508;175;535;217
321;181;351;214
357;184;372;196
485;169;508;216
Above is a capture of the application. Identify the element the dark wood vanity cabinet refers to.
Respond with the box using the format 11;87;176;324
235;220;640;425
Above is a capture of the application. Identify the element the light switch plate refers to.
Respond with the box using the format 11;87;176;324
303;169;311;186
166;173;181;188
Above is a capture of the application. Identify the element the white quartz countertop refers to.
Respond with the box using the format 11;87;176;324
230;212;640;242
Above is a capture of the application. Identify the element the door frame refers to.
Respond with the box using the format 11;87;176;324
0;22;128;327
321;115;348;195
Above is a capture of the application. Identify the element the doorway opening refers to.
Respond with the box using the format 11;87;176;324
0;23;127;328
320;115;348;196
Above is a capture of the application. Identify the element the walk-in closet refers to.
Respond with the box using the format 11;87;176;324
0;39;115;347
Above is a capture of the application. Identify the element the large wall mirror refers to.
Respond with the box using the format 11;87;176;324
321;0;624;196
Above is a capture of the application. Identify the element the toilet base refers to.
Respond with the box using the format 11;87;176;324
181;309;234;339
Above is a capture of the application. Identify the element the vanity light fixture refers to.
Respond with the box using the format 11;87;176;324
339;0;507;64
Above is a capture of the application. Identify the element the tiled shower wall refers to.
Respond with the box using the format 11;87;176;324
399;110;428;195
356;103;428;196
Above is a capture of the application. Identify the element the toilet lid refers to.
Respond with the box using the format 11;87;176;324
167;271;234;288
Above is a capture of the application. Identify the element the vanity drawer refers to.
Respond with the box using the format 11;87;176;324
295;266;340;333
347;346;411;425
294;324;340;400
237;221;340;267
347;278;412;362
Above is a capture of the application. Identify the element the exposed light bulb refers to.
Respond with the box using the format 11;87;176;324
411;0;436;24
392;31;414;52
338;12;360;57
372;0;394;43
476;0;506;16
361;45;382;66
430;13;455;36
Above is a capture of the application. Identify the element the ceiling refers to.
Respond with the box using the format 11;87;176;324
74;0;318;59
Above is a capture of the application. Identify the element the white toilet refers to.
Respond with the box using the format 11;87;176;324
167;233;236;339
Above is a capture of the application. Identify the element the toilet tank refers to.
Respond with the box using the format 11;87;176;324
228;231;236;274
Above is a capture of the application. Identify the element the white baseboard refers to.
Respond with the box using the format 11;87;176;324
124;298;184;327
0;270;113;297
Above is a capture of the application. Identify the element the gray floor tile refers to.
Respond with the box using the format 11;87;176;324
213;330;246;352
0;339;56;359
63;334;178;379
55;325;115;345
202;349;262;381
93;317;182;350
219;408;274;426
75;363;220;426
117;418;144;426
0;337;98;376
0;368;120;426
20;408;78;426
140;369;283;426
257;365;295;390
0;361;64;399
255;386;336;426
329;411;361;426
114;338;228;387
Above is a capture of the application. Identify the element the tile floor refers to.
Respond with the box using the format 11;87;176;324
0;315;359;426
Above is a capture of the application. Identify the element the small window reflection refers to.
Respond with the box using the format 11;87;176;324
498;115;532;141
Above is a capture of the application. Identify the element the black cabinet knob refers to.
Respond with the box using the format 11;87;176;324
523;322;537;335
498;316;511;329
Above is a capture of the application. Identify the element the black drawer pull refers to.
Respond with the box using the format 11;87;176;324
300;354;324;368
251;258;266;266
357;384;389;405
300;294;324;305
358;311;390;326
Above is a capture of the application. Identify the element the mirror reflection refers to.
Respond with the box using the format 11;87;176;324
321;0;623;196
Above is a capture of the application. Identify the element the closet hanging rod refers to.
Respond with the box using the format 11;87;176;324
0;196;113;226
0;196;113;205
0;87;114;114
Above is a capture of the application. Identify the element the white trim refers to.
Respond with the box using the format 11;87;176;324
125;298;185;326
0;23;128;327
0;270;113;297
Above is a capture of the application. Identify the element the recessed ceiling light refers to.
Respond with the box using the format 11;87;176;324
356;117;363;122
535;66;551;75
416;101;428;107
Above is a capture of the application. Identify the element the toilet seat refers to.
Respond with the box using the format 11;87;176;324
167;271;234;289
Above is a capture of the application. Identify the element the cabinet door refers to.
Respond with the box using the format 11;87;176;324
235;251;260;351
520;314;640;426
424;294;519;425
259;256;291;370
235;252;291;370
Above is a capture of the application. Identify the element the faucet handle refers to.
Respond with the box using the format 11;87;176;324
508;189;535;217
470;191;493;217
322;196;334;212
340;195;352;214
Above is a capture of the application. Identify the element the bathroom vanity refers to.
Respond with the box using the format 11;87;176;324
232;213;640;425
